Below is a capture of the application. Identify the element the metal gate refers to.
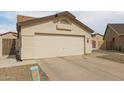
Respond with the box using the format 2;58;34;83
2;39;16;56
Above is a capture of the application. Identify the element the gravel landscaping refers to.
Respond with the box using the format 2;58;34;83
0;63;49;81
96;50;124;64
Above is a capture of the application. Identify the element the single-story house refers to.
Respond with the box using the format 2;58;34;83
0;32;17;57
102;24;124;52
92;33;103;50
16;11;94;60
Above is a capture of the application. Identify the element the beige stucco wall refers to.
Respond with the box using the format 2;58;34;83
21;17;91;38
92;34;103;50
21;36;35;59
19;16;92;59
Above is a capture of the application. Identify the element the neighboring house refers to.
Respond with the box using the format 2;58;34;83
102;24;124;52
92;33;103;50
0;32;17;57
16;11;94;60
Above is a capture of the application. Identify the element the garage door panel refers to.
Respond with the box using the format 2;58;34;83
34;35;84;58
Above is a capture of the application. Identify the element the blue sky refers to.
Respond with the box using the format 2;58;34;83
0;11;124;35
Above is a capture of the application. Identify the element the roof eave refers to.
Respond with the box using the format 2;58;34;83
17;11;94;33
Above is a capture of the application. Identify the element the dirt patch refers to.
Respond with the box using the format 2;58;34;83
0;64;49;81
96;50;124;64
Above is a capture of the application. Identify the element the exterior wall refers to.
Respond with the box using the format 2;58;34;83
19;16;92;59
21;36;35;59
102;27;118;50
115;36;124;52
92;34;103;50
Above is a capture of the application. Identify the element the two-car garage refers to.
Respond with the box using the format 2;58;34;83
21;33;85;59
34;33;85;58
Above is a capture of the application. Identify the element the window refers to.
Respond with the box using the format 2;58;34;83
60;19;70;24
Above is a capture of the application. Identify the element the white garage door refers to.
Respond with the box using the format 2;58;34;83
34;34;84;58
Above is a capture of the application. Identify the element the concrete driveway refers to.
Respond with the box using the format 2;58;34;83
1;51;124;81
38;54;124;81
